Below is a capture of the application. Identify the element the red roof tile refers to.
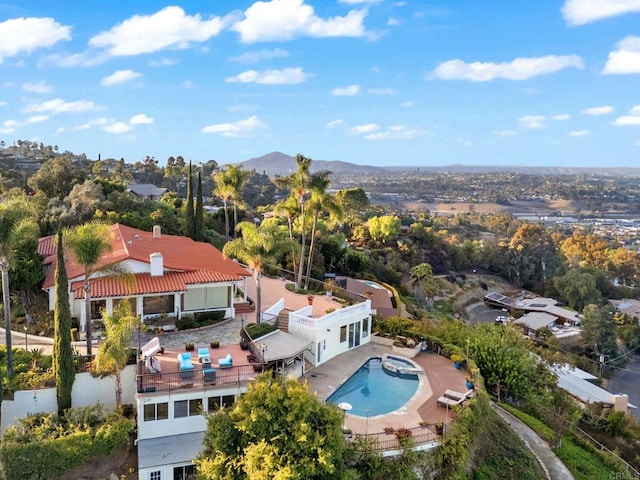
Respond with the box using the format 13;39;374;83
41;224;251;290
70;270;242;299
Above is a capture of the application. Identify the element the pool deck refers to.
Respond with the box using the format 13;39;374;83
303;343;469;434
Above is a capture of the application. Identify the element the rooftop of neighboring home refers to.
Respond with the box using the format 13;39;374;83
610;299;640;320
126;183;167;197
38;224;251;294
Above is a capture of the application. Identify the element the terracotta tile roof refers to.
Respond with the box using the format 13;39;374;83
70;270;242;299
41;223;251;290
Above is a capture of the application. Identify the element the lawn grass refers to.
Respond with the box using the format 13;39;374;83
554;438;620;480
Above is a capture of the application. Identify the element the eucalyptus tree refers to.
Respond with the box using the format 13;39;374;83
226;165;249;239
53;231;74;415
65;222;131;356
223;221;286;324
0;197;38;377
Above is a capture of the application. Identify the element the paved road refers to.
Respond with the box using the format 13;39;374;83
609;354;640;422
492;404;574;480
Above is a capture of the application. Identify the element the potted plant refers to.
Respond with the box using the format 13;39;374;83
324;279;336;296
435;422;444;435
383;427;395;434
185;342;195;351
465;376;475;390
210;340;220;349
307;294;314;305
450;354;464;369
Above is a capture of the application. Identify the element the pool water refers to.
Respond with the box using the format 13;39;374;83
326;357;419;417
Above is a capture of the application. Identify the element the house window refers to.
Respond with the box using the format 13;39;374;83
143;295;175;315
149;471;163;480
174;465;196;480
90;299;106;320
174;398;203;418
207;394;235;412
143;402;168;421
362;317;369;337
340;325;347;343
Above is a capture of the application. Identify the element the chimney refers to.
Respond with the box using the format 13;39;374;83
153;225;161;239
150;252;163;276
612;393;629;412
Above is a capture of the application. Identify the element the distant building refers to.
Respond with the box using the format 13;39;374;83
127;183;167;201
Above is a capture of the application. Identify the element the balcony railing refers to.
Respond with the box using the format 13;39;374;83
348;425;439;452
136;364;258;394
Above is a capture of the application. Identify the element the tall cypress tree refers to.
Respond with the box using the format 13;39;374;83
195;170;204;241
185;162;195;239
53;230;75;415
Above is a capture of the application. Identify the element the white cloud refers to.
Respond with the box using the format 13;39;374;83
3;119;20;128
400;101;414;107
387;17;402;26
349;123;380;134
603;36;640;74
149;57;177;67
364;125;427;140
103;122;132;134
326;119;344;128
368;87;396;95
22;81;53;94
229;48;289;63
183;80;194;88
332;85;360;96
225;67;309;84
24;98;99;114
615;116;640;125
232;0;367;43
101;69;142;86
582;105;614;115
519;115;546;129
26;115;49;124
569;129;590;136
0;101;6;107
89;6;224;57
0;127;14;134
553;114;570;120
129;113;154;125
201;115;267;137
0;17;70;63
73;117;110;131
613;105;640;125
494;130;518;136
562;0;640;26
433;55;584;81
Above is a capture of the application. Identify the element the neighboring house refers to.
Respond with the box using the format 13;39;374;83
127;183;167;201
610;299;640;322
336;276;396;318
552;364;636;414
514;312;557;338
38;224;251;332
288;300;373;366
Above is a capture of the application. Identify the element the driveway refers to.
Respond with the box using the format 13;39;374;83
608;354;640;422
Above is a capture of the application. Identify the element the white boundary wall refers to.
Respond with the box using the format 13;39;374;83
1;365;137;433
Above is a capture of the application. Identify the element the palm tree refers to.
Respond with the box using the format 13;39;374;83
93;301;139;408
213;170;234;242
226;165;249;239
274;154;312;289
0;197;37;377
303;171;343;289
223;222;283;324
65;222;131;356
273;195;300;280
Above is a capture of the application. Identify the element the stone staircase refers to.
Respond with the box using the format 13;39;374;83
276;310;290;333
234;301;255;315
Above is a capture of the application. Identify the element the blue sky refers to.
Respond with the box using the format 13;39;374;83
2;0;640;167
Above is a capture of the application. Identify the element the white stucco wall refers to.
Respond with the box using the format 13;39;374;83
1;364;137;433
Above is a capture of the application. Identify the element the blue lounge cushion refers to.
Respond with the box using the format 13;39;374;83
219;353;232;368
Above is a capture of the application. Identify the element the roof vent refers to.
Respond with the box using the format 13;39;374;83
153;225;161;239
127;240;133;246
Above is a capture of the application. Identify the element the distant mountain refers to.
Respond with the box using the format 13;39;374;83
233;152;640;178
236;152;388;177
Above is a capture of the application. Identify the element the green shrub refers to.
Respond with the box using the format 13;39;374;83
175;315;197;330
194;310;226;325
0;406;133;480
242;322;277;341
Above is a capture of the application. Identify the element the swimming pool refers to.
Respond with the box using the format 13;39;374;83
326;357;420;417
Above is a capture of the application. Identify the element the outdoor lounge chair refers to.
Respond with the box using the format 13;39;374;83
198;348;211;364
177;352;194;379
218;353;232;368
